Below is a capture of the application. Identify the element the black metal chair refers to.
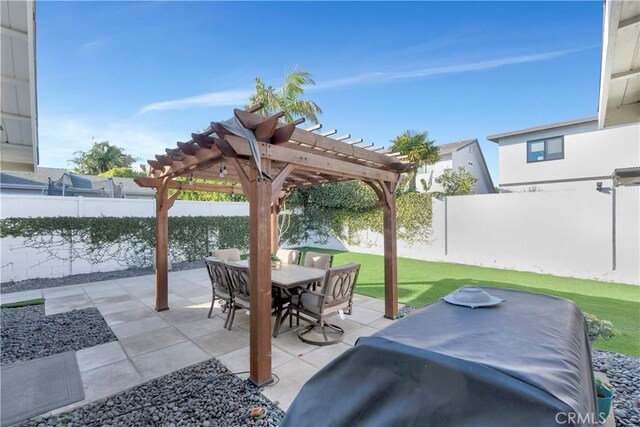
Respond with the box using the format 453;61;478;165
203;257;234;327
290;263;360;346
224;262;251;330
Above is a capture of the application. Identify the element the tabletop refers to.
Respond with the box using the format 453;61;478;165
232;260;326;288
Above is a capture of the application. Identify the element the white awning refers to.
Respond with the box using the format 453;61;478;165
1;0;38;171
598;0;640;128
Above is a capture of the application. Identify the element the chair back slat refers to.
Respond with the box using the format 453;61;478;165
225;263;250;300
322;263;360;307
204;257;232;295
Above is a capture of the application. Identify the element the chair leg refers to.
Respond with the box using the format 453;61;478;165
227;305;236;330
208;291;215;319
224;303;233;329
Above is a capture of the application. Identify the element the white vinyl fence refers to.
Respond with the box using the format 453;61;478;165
320;188;640;285
2;189;638;284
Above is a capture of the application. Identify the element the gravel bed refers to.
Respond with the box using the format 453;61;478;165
1;261;203;294
593;349;640;426
1;304;117;366
20;358;285;427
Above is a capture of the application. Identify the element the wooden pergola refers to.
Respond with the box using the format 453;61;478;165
135;105;414;385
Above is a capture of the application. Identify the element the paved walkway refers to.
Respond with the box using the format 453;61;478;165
2;267;400;415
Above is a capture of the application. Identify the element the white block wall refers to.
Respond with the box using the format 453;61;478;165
0;195;249;282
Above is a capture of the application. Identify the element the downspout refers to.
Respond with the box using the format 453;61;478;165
612;186;616;271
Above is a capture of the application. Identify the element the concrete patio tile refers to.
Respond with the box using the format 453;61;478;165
217;345;293;373
157;305;209;325
119;327;187;357
188;294;213;305
358;296;386;312
83;284;129;299
193;329;250;357
110;316;170;339
139;293;185;308
171;284;211;300
0;289;43;304
352;293;373;306
343;326;378;346
116;276;154;288
81;359;142;401
91;293;137;306
272;329;317;357
131;341;210;380
262;358;319;411
102;306;157;326
330;317;367;335
301;342;352;369
368;316;395;331
76;342;126;372
173;316;227;339
45;294;94;315
97;299;146;315
42;285;86;299
348;306;386;325
126;286;155;299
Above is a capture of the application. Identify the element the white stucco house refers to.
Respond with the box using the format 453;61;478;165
487;118;639;192
415;139;495;194
488;0;639;192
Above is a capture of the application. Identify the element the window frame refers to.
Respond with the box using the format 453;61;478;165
526;136;564;163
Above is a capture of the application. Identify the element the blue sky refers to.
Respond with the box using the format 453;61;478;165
37;1;604;184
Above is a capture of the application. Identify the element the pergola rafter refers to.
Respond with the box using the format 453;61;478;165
135;105;414;385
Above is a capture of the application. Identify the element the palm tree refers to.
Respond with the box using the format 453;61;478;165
390;130;439;192
248;67;322;124
71;140;137;175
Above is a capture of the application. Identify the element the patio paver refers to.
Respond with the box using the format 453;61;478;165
76;342;126;372
7;271;399;420
131;341;210;380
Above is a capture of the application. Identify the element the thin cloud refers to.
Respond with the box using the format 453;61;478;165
138;89;254;114
315;46;594;90
80;36;112;50
136;46;593;113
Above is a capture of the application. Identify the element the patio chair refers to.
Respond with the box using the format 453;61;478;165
302;251;334;290
209;248;241;262
203;257;234;325
290;263;360;346
302;251;333;270
276;248;301;265
224;262;251;330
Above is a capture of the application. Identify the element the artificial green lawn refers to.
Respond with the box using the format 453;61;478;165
300;248;640;357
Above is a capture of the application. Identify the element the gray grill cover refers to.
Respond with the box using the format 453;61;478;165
281;287;597;426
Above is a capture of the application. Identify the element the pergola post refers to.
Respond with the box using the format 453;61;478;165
382;182;398;319
248;159;273;386
154;180;170;311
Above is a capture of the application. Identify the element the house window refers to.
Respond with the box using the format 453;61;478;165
527;137;564;162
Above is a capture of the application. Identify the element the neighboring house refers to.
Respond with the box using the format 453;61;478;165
488;0;639;193
1;0;38;171
416;139;495;194
0;167;155;198
487;118;639;192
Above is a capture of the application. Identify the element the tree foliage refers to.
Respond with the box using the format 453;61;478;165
71;141;137;175
248;66;322;124
434;167;478;196
99;167;144;178
389;130;439;192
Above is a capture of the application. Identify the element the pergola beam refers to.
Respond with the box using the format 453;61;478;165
225;135;399;183
135;177;244;194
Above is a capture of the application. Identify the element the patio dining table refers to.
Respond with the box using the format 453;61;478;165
232;260;327;337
